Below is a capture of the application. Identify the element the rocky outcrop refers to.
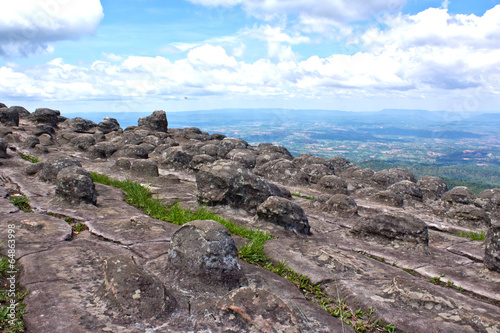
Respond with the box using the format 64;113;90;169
417;176;448;200
442;186;476;205
30;108;62;125
0;107;20;126
371;168;416;188
485;220;500;272
0;138;8;158
138;110;168;132
255;196;311;234
39;155;82;182
317;175;348;194
97;117;121;134
55;166;97;205
255;159;309;186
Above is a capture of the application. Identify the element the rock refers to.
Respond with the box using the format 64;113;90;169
131;160;159;178
372;168;416;188
226;149;257;169
0;126;13;138
417;176;448;200
199;143;220;157
0;138;8;158
38;133;54;146
217;137;249;158
39;155;82;182
255;159;309;186
301;164;334;184
93;131;106;143
161;147;193;169
138;110;168;132
371;190;404;207
9;106;30;118
209;133;226;140
189;154;216;171
33;144;49;155
70;135;96;150
119;131;145;146
139;143;156;153
0;107;20;126
97;117;121;134
255;152;292;168
33;124;56;137
55;168;97;205
88;142;119;159
217;287;300;333
352;212;429;245
446;206;491;227
197;160;283;211
324;194;358;217
388;180;423;201
485;220;500;272
142;135;164;147
442;186;476;205
99;255;175;320
0;103;6;108
255;196;311;234
294;154;333;171
317;175;348;195
257;143;293;159
23;136;40;149
67;117;97;133
168;220;242;292
476;188;500;212
30;108;61;125
115;158;132;170
116;144;149;159
153;139;179;155
329;156;356;175
25;162;45;175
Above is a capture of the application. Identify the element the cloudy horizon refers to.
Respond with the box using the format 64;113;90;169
1;0;499;114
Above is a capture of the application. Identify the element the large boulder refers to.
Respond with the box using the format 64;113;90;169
329;157;356;175
30;108;61;125
168;220;242;292
116;145;149;159
9;106;30;118
39;155;82;182
226;149;257;169
388;180;423;202
255;159;309;186
130;160;159;178
71;135;96;151
485;220;500;272
138;110;168;132
352;212;429;245
67;117;97;133
371;190;404;207
317;175;348;195
189;154;216;171
55;166;97;205
257;143;293;159
324;194;358;217
417;176;448;200
476;188;500;212
0;107;20;126
34;124;56;137
301;164;334;184
97;117;121;134
161;147;193;169
446;206;491;228
255;196;311;235
197;160;283;211
371;168;416;188
442;186;476;205
0;138;8;158
88;142;119;159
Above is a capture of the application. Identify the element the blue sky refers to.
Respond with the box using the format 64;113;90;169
1;0;500;114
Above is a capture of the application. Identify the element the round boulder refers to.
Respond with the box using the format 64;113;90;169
39;155;82;182
97;117;121;134
138;110;168;132
417;176;448;200
0;107;20;126
161;147;193;169
301;164;334;184
317;175;348;195
116;145;149;159
324;194;358;217
67;117;97;133
226;149;257;169
446;206;491;228
55;167;97;205
168;220;241;292
131;160;159;178
441;186;476;205
255;196;311;234
71;135;96;151
189;154;216;171
371;190;404;208
329;157;356;175
88;142;119;159
388;180;423;202
255;159;309;186
9;106;30;118
476;188;500;212
30;108;61;125
371;168;416;188
485;220;500;272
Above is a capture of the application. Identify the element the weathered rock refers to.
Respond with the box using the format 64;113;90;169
189;154;216;171
226;149;257;169
142;135;164;147
0;103;6;108
217;287;299;333
138;143;155;154
255;152;292;168
0;126;13;138
153;139;179;154
30;108;61;125
0;107;20;126
329;156;356;175
294;154;333;170
371;190;404;207
138;110;168;132
33;144;49;155
446;206;491;227
116;144;149;159
23;136;40;149
0;138;8;158
372;168;416;188
417;176;449;200
255;159;309;186
324;194;358;217
257;143;293;159
301;164;334;184
115;158;132;170
38;133;55;146
476;188;500;212
70;134;96;150
317;175;348;195
9;106;30;118
256;196;311;234
485;220;500;272
217;137;249;158
442;186;476;205
57;165;92;180
25;162;45;175
388;180;423;201
88;142;119;159
39;155;82;182
352;212;429;245
99;255;175;320
168;220;242;292
209;133;226;140
97;117;121;134
55;168;97;205
161;147;193;169
131;160;159;178
33;124;56;137
183;127;206;140
198;143;220;157
197;160;283;211
119;130;145;146
66;117;97;133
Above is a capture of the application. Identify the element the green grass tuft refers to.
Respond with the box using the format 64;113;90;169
456;229;486;241
9;196;32;213
291;192;315;200
17;152;39;164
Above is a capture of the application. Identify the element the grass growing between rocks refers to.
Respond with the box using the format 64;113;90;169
291;192;315;200
91;172;396;332
17;152;39;164
456;229;486;241
8;195;32;213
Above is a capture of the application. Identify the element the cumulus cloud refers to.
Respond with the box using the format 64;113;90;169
0;0;104;57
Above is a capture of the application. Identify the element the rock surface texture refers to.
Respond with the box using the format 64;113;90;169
0;108;498;333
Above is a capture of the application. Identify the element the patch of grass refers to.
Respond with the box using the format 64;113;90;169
291;192;315;200
429;273;445;285
17;152;39;164
0;245;28;333
456;229;486;241
8;195;32;213
402;268;416;275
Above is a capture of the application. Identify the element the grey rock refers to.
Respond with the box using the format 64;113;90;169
9;106;30;118
116;144;149;159
0;103;6;108
33;124;56;137
199;143;220;157
120;131;145;146
138;110;168;132
256;196;311;234
67;117;97;133
153;139;179;154
131;160;159;178
476;188;500;212
417;176;449;200
442;186;476;205
99;255;175;320
161;147;193;169
25;162;45;175
0;107;20;126
255;152;292;168
0;126;13;138
226;149;257;169
55;170;97;205
255;159;309;186
97;117;121;134
371;190;404;207
485;220;500;272
88;142;119;159
189;154;216;171
388;180;423;201
446;206;491;228
352;212;429;245
209;133;226;140
317;175;348;195
301;164;334;184
183;127;208;141
168;220;242;292
39;155;82;182
218;137;249;158
23;136;40;149
0;138;8;158
30;108;61;125
324;194;358;217
257;143;293;159
142;135;164;147
139;143;156;153
372;168;416;188
70;135;96;150
197;160;283;211
329;156;356;175
115;158;131;170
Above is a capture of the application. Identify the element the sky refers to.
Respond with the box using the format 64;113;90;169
0;0;500;114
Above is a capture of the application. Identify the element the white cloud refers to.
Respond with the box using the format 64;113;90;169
0;0;104;57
